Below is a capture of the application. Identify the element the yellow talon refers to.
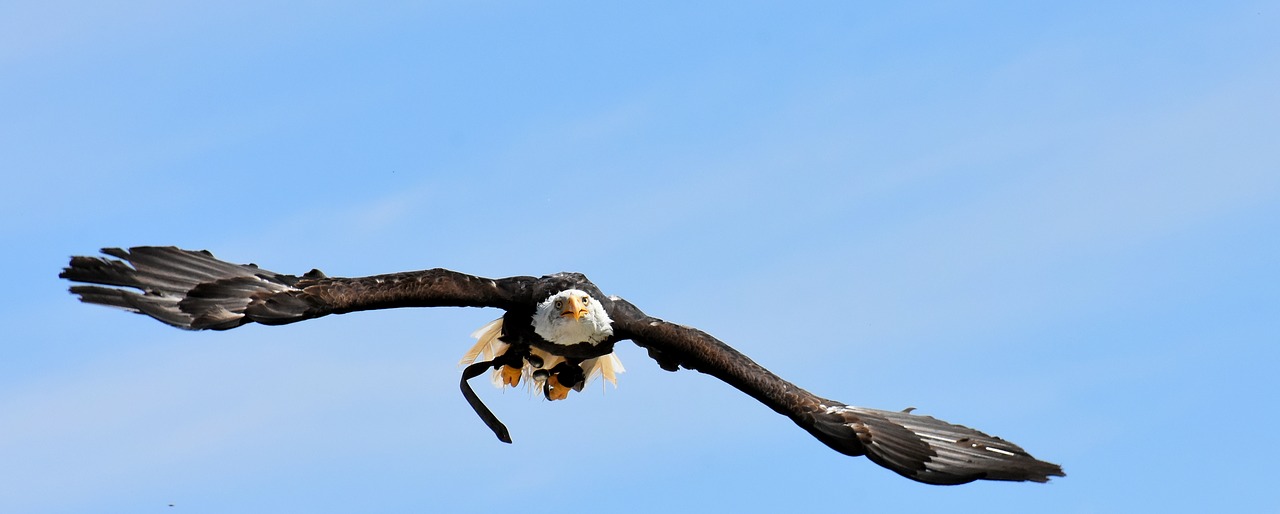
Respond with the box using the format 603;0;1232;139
500;365;522;387
547;375;571;401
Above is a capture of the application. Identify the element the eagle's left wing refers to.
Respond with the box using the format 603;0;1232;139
603;296;1065;485
61;247;1064;484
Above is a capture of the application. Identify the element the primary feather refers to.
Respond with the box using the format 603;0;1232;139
61;246;1063;485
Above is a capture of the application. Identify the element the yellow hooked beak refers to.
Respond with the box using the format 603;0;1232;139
561;295;588;320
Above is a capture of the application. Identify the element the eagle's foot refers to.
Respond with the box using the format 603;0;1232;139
500;365;522;387
546;375;571;400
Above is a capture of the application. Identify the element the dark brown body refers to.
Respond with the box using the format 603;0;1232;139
62;246;1064;485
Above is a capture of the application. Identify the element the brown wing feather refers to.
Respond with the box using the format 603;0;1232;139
605;296;1064;485
61;247;1063;484
60;247;534;330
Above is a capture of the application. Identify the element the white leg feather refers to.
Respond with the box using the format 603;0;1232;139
461;318;625;394
459;318;505;366
581;353;626;388
459;318;514;389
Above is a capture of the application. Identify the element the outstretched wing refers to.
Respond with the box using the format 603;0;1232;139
605;297;1064;485
61;246;1064;484
60;247;535;330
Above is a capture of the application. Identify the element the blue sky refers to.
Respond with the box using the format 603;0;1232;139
3;2;1278;512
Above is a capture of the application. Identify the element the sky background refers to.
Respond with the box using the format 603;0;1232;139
3;2;1278;512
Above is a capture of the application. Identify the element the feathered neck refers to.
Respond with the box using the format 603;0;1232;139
531;289;613;345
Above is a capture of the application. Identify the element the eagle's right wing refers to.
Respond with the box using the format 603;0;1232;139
60;246;535;330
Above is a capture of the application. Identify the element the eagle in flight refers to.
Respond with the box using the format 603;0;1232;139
60;246;1064;485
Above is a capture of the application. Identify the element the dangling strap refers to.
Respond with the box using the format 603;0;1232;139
460;359;513;443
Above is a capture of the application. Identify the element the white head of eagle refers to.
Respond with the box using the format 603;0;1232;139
460;288;623;399
61;247;1065;483
532;288;613;345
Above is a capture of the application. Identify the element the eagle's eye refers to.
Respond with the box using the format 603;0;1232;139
581;297;589;305
554;300;563;309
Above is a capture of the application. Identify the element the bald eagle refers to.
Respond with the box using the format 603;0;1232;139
60;246;1064;485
